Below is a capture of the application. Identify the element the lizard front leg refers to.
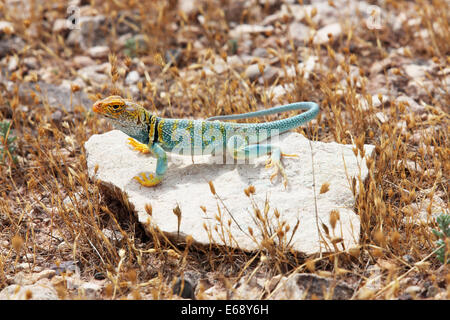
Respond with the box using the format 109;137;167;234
128;138;150;154
133;142;167;187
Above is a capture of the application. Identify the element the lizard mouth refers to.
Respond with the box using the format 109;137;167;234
92;101;103;113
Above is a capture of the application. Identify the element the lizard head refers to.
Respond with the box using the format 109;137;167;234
92;95;150;142
93;95;137;119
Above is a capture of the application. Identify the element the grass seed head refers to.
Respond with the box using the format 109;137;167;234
208;181;216;195
25;289;33;300
329;209;340;229
11;234;23;253
306;259;315;272
145;203;152;216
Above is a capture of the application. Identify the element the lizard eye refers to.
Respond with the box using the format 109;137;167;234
110;104;123;112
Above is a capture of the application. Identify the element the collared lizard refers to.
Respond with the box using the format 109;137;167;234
92;96;319;188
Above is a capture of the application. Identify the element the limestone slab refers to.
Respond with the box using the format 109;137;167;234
85;130;374;254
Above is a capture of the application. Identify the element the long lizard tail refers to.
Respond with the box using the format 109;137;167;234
206;102;319;134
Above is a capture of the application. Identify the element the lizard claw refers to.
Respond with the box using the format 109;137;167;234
266;156;290;188
265;158;274;169
133;172;162;187
128;138;150;154
281;152;298;158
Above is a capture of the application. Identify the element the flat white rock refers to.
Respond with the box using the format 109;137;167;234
85;130;374;254
0;283;59;300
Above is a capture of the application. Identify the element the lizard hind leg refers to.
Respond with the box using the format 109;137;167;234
128;138;150;154
265;148;290;188
227;143;291;188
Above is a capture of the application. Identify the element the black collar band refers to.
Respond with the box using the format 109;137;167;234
153;118;160;143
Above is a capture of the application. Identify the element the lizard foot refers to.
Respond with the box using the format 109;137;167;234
265;158;289;188
133;172;162;187
128;138;150;154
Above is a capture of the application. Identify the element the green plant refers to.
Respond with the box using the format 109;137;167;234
432;213;450;264
124;37;137;58
0;121;17;165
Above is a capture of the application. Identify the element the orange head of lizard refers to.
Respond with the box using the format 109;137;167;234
92;95;151;143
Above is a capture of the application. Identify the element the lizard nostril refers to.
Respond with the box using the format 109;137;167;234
93;101;102;113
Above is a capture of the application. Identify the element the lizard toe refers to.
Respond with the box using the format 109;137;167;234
128;138;150;154
133;172;162;187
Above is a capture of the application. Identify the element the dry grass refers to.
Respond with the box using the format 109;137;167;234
0;0;448;299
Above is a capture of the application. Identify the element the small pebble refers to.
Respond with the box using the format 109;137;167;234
125;70;140;85
173;277;195;299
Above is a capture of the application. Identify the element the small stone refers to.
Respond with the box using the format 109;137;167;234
226;55;243;68
395;95;424;114
7;56;18;72
60;77;86;91
165;48;181;65
33;270;56;283
375;112;388;123
288;22;310;45
313;23;342;45
178;0;200;17
0;283;59;300
173;277;195;299
51;110;63;122
0;21;14;34
405;285;422;295
202;285;227;299
434;292;448;300
13;271;34;285
87;46;110;59
115;10;141;36
297;56;317;80
101;228;124;242
50;260;80;276
210;59;228;74
57;241;71;253
78;64;109;85
357;94;387;111
0;36;25;58
229;24;274;38
80;282;102;299
372;94;388;107
398;293;413;300
125;70;140;85
52;19;69;33
403;64;427;79
63;192;84;207
128;85;140;98
402;254;415;264
94;272;106;280
23;57;38;69
74;55;95;68
403;194;446;225
244;64;260;81
270;83;295;103
265;274;283;293
231;276;264;299
426;286;439;298
245;63;274;82
270;274;353;300
260;66;279;84
252;47;269;58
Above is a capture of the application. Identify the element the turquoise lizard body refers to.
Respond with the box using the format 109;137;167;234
92;96;319;187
